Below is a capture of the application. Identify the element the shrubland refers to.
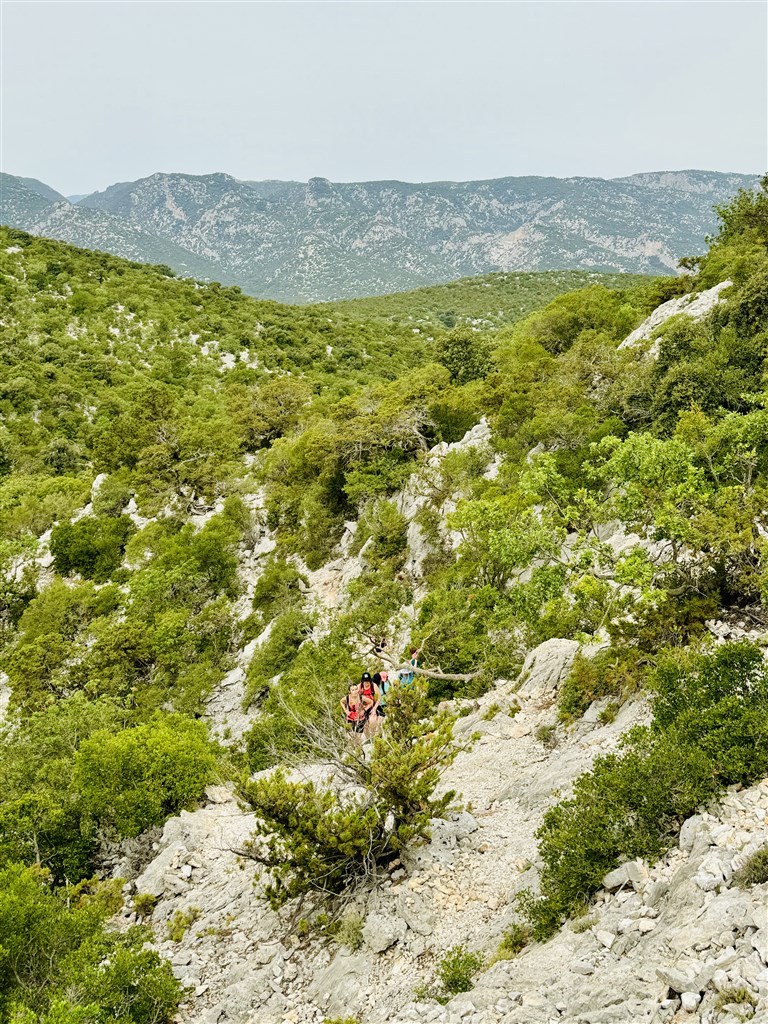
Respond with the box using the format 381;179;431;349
0;177;767;1009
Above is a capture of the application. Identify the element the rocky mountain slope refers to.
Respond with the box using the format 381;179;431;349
2;180;768;1024
105;417;767;1024
1;168;756;301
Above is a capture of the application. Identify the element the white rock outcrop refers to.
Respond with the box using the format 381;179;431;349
618;281;731;350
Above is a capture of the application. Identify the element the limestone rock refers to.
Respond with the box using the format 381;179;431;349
305;951;371;1016
516;638;580;699
618;281;731;350
602;860;648;892
362;911;407;953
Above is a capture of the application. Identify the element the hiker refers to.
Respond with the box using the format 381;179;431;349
359;671;381;737
376;670;393;718
341;682;372;745
399;648;418;687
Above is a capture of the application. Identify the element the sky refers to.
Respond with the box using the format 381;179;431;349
2;0;766;197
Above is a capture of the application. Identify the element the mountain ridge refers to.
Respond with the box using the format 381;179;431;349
1;168;758;301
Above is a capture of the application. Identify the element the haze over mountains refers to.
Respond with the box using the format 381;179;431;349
0;168;756;302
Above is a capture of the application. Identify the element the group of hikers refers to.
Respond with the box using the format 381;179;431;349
340;654;417;742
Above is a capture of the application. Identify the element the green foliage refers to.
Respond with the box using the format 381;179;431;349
732;846;768;889
244;607;314;709
325;269;653;333
0;864;182;1024
333;911;364;951
436;329;492;384
241;682;457;908
73;715;217;837
521;642;768;939
714;987;757;1015
0;694;126;881
436;945;485;995
514;285;640;355
51;515;136;582
165;907;201;942
352;499;408;570
250;555;307;630
132;894;157;920
559;647;644;722
91;472;132;517
495;922;530;960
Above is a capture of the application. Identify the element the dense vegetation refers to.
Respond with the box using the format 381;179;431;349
322;269;655;331
1;175;767;1014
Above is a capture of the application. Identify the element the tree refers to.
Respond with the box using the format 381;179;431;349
240;681;458;911
436;329;492;384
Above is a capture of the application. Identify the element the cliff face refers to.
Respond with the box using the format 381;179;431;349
2;169;757;301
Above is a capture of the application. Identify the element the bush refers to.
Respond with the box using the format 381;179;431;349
520;642;768;939
250;556;307;629
436;945;484;995
558;649;634;721
74;715;217;837
0;864;182;1024
50;515;136;582
166;907;200;942
91;471;133;517
495;922;530;960
333;911;364;951
733;847;768;889
241;682;457;908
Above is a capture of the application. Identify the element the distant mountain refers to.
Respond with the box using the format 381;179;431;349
0;173;230;282
14;176;66;204
1;168;757;302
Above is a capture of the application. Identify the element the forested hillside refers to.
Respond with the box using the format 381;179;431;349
320;269;656;330
1;176;767;1024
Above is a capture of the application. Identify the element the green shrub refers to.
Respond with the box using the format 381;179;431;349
74;715;217;837
558;649;635;722
244;608;314;707
650;641;768;786
91;471;133;518
132;893;157;920
50;515;136;582
166;907;200;942
495;922;530;959
534;723;558;749
436;945;485;995
250;555;307;629
733;846;768;889
333;911;364;951
351;499;408;570
521;642;768;939
0;864;182;1024
241;682;457;908
714;986;757;1015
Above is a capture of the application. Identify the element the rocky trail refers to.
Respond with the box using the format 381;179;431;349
109;636;767;1024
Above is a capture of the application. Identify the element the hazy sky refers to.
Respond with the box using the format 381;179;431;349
2;1;766;196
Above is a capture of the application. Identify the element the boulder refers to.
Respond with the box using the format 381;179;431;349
516;638;580;700
680;991;701;1013
305;951;371;1016
618;281;731;350
362;911;407;953
398;896;437;936
679;814;707;852
602;860;648;892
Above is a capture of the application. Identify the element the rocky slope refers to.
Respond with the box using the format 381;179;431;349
115;640;767;1024
1;169;757;301
97;383;766;1024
